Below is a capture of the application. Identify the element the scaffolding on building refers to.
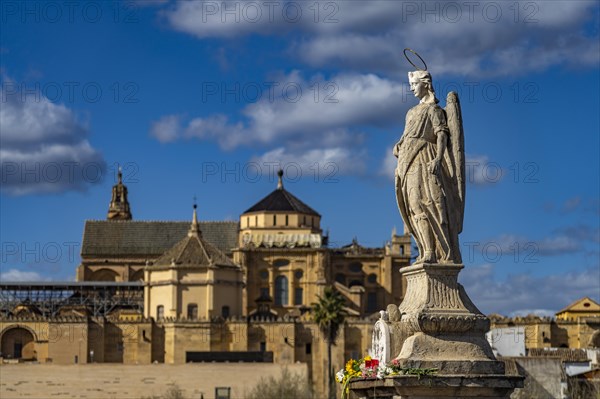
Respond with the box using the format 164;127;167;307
0;281;144;318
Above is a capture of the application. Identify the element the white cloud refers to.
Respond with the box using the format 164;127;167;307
493;233;582;257
0;79;106;195
150;72;407;176
465;154;504;186
379;148;398;180
149;114;183;143
185;114;246;150
556;225;600;244
460;264;600;316
162;0;314;39
251;142;367;178
162;1;599;77
0;268;48;282
508;309;556;318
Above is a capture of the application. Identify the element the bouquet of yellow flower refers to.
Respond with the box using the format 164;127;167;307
336;356;437;398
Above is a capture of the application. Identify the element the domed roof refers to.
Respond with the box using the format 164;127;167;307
243;170;320;216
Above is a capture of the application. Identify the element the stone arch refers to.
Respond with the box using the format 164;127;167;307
1;326;37;360
90;268;119;282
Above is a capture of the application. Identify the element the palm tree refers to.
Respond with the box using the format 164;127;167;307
312;286;347;399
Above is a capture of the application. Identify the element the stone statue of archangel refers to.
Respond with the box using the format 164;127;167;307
394;56;465;265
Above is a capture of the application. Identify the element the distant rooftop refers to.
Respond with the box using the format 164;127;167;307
244;169;320;216
81;220;239;257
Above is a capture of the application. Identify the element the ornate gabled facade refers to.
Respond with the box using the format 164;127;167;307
144;205;244;321
556;297;600;321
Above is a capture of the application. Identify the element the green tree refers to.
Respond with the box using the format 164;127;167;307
312;286;347;399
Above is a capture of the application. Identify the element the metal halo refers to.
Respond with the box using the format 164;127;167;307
403;48;428;71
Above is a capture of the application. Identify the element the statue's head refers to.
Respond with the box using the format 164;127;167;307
408;70;436;102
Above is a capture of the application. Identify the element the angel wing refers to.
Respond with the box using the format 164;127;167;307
444;91;466;233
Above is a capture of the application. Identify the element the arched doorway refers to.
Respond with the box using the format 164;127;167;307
90;268;119;282
1;327;36;360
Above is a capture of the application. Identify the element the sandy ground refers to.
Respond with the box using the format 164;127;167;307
0;363;309;399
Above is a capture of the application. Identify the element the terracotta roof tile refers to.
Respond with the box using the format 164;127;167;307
81;220;239;256
528;348;590;362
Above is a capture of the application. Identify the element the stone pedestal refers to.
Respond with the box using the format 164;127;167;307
351;263;523;399
396;263;503;373
348;374;524;399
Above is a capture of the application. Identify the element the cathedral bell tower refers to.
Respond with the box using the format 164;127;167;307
107;168;132;220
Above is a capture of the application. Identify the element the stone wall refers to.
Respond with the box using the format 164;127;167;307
510;357;565;399
1;316;377;399
0;363;308;399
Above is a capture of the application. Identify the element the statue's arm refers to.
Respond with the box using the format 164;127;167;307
429;107;449;175
434;130;447;162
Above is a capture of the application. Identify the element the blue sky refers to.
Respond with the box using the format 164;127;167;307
1;0;599;316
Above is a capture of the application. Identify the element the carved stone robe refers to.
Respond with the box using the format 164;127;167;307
395;102;462;264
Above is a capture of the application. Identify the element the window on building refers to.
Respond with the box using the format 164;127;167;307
400;245;405;255
273;215;276;225
215;387;231;399
305;343;312;354
221;306;230;318
303;216;306;225
349;280;363;288
335;273;346;285
156;305;164;320
294;269;303;279
349;262;362;273
367;274;377;284
187;303;198;319
260;287;270;297
260;341;266;352
259;269;269;279
275;275;288;306
285;215;289;226
273;259;290;267
255;216;257;226
294;287;303;305
367;292;378;313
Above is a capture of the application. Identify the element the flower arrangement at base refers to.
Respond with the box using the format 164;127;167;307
336;356;437;399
